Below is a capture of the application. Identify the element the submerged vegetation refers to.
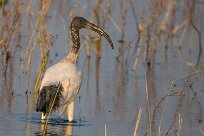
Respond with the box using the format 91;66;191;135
0;0;203;136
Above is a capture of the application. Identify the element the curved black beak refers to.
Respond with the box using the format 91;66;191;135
84;21;114;49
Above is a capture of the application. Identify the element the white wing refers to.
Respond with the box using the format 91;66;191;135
60;71;81;105
39;62;82;108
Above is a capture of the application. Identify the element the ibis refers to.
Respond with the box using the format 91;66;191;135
35;16;114;122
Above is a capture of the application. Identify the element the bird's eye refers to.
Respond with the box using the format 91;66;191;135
80;20;82;23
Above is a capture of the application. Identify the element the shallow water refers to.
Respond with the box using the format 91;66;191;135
0;0;204;136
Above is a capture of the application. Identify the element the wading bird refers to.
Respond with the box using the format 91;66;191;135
36;17;114;122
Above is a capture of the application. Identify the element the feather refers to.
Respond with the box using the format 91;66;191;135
36;82;64;114
36;62;81;116
35;17;113;120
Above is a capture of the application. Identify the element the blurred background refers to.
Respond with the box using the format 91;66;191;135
0;0;203;135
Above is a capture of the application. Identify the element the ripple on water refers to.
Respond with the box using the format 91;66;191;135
30;115;86;126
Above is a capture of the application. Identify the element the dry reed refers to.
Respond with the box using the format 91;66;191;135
42;83;61;135
0;0;203;136
104;124;107;136
177;114;182;136
158;69;204;136
133;107;143;136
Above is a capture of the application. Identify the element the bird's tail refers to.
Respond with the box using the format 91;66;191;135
36;83;64;115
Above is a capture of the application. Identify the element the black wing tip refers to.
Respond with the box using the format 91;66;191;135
36;94;46;113
35;83;64;114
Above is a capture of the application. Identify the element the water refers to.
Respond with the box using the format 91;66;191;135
0;0;204;136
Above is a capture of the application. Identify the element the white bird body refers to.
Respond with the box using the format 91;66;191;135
35;16;113;122
40;61;81;112
40;62;81;96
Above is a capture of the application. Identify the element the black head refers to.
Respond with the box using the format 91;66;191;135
71;17;88;29
70;16;114;49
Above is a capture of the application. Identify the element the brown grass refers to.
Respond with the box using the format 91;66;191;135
133;107;143;136
0;0;203;135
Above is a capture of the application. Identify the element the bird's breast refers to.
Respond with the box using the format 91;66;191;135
40;62;81;89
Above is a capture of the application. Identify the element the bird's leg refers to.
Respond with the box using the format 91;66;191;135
67;101;74;122
65;125;73;135
41;113;46;120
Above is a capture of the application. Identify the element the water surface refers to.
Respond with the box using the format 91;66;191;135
0;0;204;136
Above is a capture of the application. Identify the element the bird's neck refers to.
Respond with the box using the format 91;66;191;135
65;51;79;63
65;27;80;63
70;27;80;53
